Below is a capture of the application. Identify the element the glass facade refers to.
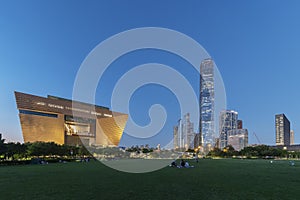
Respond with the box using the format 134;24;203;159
227;129;248;151
200;59;215;148
64;115;96;137
219;110;238;149
173;113;195;150
275;114;290;146
182;113;195;150
173;126;179;149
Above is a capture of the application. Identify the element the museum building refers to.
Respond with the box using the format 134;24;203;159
15;91;128;146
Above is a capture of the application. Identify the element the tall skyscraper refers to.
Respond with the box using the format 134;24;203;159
182;113;195;150
290;130;294;145
199;58;215;148
275;114;290;146
219;110;238;149
173;126;179;149
173;113;195;150
227;129;248;151
194;133;201;149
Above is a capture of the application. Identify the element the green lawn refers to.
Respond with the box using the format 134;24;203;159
0;159;300;200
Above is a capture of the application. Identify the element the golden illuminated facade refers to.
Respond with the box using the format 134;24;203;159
15;91;128;146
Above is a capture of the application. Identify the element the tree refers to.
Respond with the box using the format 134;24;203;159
0;137;7;159
207;148;223;157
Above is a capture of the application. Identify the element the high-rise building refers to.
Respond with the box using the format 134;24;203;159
200;58;215;148
173;119;183;150
237;120;243;129
227;129;248;151
174;113;195;150
219;110;238;149
173;126;179;149
182;113;195;150
290;130;294;145
275;114;290;146
194;133;201;149
15;91;128;146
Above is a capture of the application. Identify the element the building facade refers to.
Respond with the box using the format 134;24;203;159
219;110;238;149
173;113;195;150
237;120;243;129
290;130;294;145
275;114;290;146
182;113;195;150
15;91;128;146
173;126;179;149
194;133;201;149
200;58;215;148
227;129;248;151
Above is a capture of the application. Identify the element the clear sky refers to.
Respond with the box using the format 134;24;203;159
1;0;300;146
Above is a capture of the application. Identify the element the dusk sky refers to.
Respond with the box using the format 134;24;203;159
1;1;300;146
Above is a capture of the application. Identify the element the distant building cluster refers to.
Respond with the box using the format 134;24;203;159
219;110;248;151
173;58;249;152
173;113;195;151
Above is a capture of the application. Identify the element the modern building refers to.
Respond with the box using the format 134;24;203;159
199;58;215;148
173;113;195;150
15;91;128;146
227;129;248;151
275;114;290;146
219;110;238;149
290;130;294;145
237;120;243;129
173;126;179;149
194;133;201;149
182;113;195;150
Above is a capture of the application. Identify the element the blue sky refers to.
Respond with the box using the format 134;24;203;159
1;1;300;146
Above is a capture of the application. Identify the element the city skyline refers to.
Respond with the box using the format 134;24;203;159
1;1;300;146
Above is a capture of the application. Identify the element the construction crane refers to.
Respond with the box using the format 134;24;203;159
252;132;261;144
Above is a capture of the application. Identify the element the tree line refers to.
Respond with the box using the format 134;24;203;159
0;138;90;161
207;145;300;159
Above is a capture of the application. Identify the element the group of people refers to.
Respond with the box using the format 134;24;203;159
170;159;194;168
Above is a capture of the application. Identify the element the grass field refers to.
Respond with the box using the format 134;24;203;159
0;159;300;200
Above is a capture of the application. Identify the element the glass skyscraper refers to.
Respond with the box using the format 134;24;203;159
173;126;179;149
174;113;195;150
200;58;215;148
275;114;290;146
219;110;238;149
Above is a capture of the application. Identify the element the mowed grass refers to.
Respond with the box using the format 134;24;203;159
1;159;300;200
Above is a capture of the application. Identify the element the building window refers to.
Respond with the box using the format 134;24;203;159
64;115;96;137
19;110;58;118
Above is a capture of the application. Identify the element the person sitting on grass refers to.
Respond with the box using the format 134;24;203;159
184;161;194;168
180;159;186;168
170;160;177;167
